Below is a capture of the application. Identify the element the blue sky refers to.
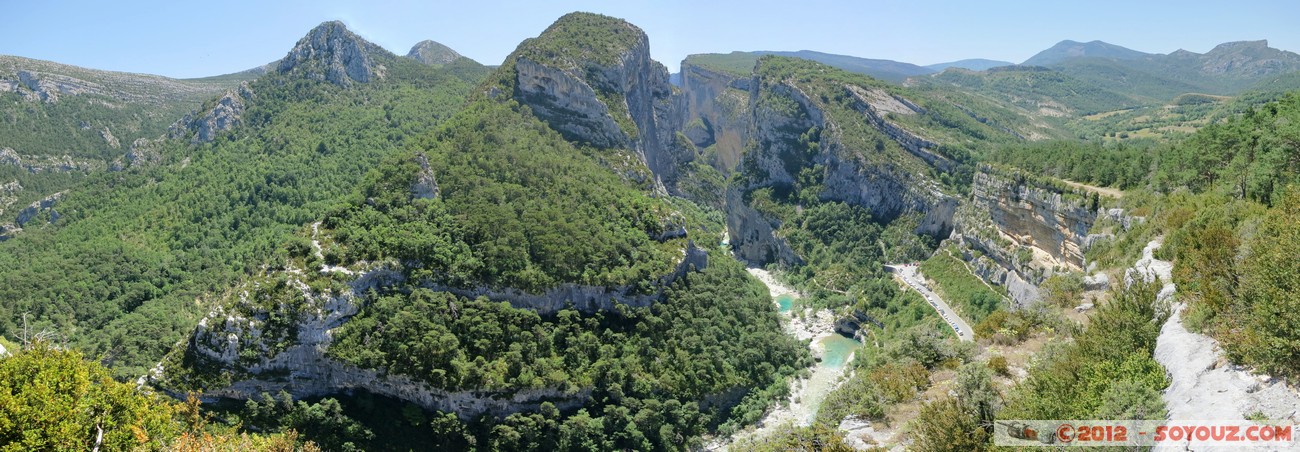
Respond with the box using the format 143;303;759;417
2;0;1297;78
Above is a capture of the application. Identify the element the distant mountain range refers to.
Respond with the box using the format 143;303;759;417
1022;40;1152;66
682;50;933;82
925;58;1014;72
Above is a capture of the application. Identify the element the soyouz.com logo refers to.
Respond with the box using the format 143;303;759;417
994;420;1295;447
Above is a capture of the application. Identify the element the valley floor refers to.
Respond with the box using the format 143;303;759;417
708;268;853;450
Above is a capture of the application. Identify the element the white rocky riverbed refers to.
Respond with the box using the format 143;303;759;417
708;268;858;450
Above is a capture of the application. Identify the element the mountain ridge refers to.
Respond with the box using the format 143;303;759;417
925;58;1014;71
1022;39;1152;66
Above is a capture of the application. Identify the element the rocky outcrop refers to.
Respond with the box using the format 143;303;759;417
4;191;65;240
844;85;956;173
960;168;1095;269
0;180;19;214
515;57;628;149
1137;240;1300;430
170;82;251;144
7;69;94;103
429;242;707;314
277;21;389;86
725;187;802;266
174;239;708;417
410;153;439;199
0;148;101;173
100;127;120;149
818;146;958;237
405;40;463;65
946;167;1142;306
0;148;17;167
127;138;163;166
15;191;64;226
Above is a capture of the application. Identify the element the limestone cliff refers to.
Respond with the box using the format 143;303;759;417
507;12;694;192
0;191;64;242
948;167;1112;305
687;57;965;265
173;265;588;419
679;63;753;171
166;235;708;417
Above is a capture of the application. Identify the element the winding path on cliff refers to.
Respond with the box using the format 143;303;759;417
885;264;973;342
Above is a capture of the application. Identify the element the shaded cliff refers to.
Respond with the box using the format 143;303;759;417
679;56;1012;265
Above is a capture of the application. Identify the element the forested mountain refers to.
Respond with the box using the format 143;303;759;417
0;21;490;378
152;13;808;450
0;55;257;230
1021;39;1152;66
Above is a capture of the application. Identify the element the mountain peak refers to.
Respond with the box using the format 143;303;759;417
514;12;649;68
405;40;463;65
1023;39;1150;66
276;20;393;86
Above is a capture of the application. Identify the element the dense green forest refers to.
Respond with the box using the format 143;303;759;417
328;255;808;450
322;101;683;293
148;13;815;450
0;57;490;378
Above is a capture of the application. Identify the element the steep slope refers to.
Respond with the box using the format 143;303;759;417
1022;39;1151;66
276;20;393;86
0;55;257;226
158;12;808;450
0;21;489;378
678;55;1040;265
686;50;935;83
494;12;696;192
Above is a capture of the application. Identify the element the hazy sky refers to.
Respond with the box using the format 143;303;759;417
2;0;1297;78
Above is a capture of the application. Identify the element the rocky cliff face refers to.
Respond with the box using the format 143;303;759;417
423;242;707;314
509;14;694;192
948;168;1105;305
696;60;961;266
679;63;752;171
0;191;64;242
0;147;104;173
169;238;707;417
277;21;390;86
